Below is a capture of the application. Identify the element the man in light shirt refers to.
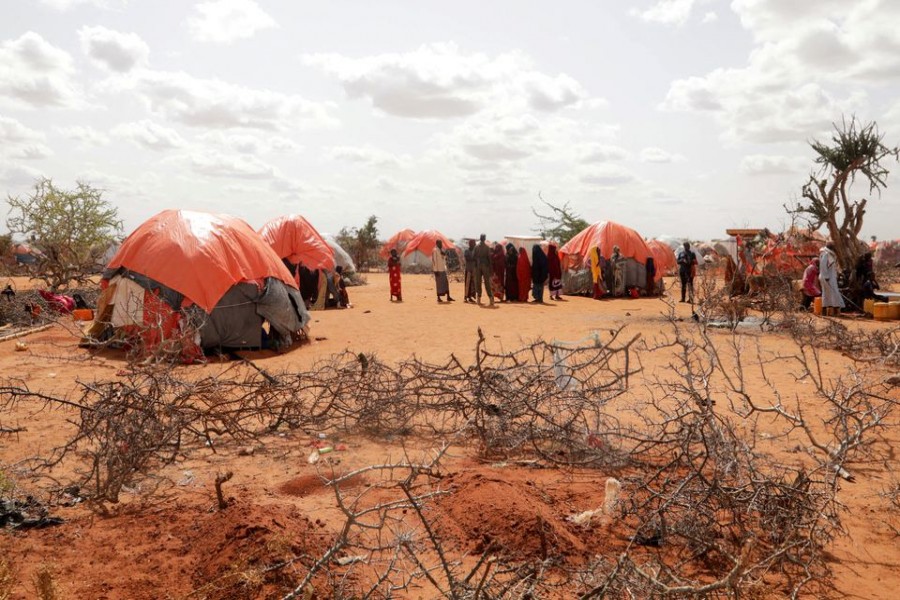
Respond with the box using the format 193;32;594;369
432;239;455;303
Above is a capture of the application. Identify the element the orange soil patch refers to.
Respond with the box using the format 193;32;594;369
0;273;898;598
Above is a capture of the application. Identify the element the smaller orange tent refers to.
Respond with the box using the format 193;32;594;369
380;228;417;259
402;230;457;259
559;221;652;268
259;215;335;271
106;209;296;313
646;239;677;280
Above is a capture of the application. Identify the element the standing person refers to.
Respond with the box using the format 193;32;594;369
388;248;403;302
610;245;625;297
517;247;531;302
818;242;844;316
645;257;656;297
531;244;549;303
676;241;698;303
602;251;614;297
801;258;820;309
432;239;455;303
589;247;604;299
491;243;506;302
547;243;563;300
463;239;477;303
504;243;519;301
473;234;494;306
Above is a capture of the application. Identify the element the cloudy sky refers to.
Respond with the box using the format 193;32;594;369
2;0;900;242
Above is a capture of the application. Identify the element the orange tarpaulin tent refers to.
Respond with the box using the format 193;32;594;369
647;239;677;280
106;209;296;313
380;228;417;259
559;221;652;268
403;230;457;259
259;215;335;272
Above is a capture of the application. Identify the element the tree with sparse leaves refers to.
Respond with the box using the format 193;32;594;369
787;116;899;273
337;215;379;272
532;196;588;244
6;178;122;290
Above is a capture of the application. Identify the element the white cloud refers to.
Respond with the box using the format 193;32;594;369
304;43;588;119
199;131;301;154
740;154;807;175
0;116;52;159
39;0;119;9
9;144;53;160
579;164;638;186
631;0;700;26
189;150;280;179
0;163;44;186
57;125;110;146
639;147;684;163
0;115;44;143
701;11;718;24
129;69;336;130
328;145;409;167
0;32;80;108
579;144;630;163
187;0;277;44
662;0;900;143
79;26;149;73
112;120;185;150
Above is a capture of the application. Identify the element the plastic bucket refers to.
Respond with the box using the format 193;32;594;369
813;296;822;316
873;302;891;321
72;308;94;321
863;298;875;316
889;302;900;320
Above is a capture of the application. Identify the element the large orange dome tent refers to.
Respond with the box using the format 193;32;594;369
646;239;677;280
90;209;310;354
559;221;654;294
380;228;417;259
259;214;335;272
402;230;457;268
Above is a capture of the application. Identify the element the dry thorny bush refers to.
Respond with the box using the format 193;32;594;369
1;313;898;598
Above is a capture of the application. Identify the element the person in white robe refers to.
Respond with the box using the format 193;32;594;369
818;243;844;316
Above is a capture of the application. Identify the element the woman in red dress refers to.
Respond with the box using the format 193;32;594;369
388;248;402;302
516;247;531;302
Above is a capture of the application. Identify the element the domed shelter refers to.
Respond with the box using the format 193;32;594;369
560;221;653;294
647;239;677;279
88;209;310;355
402;230;457;269
259;215;335;272
321;234;356;272
380;228;417;261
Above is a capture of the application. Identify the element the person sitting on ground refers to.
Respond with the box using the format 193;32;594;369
801;258;821;309
334;266;351;308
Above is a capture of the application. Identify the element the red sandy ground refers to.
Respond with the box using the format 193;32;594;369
0;273;898;598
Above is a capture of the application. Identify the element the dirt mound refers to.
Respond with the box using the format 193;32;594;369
0;498;328;600
436;470;602;563
277;472;367;497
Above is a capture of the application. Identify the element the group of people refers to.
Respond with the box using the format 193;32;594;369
288;262;352;310
803;243;885;315
386;236;562;305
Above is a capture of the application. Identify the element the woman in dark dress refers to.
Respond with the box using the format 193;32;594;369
504;243;519;301
516;247;531;302
531;245;549;303
547;243;562;300
491;243;506;302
